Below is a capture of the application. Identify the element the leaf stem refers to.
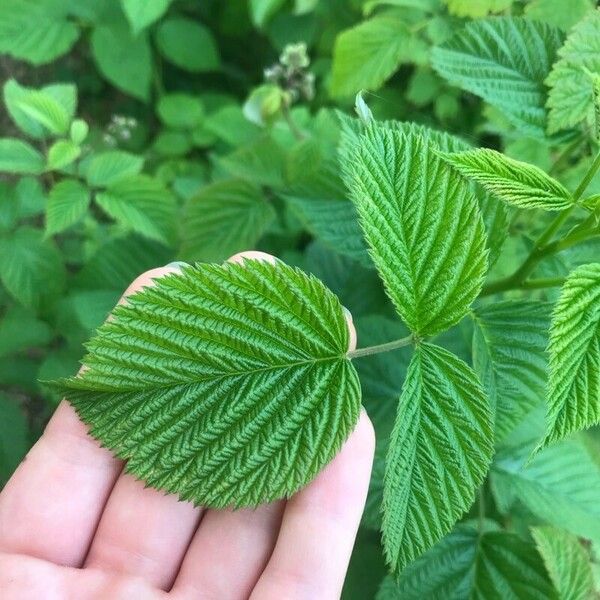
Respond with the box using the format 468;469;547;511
347;335;415;360
281;104;305;141
481;151;600;296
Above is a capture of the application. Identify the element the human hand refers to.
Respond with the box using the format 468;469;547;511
0;252;375;600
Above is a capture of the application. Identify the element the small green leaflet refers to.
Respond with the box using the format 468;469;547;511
0;138;44;174
546;9;600;134
181;179;276;262
532;526;595;600
330;15;428;98
47;140;80;171
382;343;493;573
49;260;361;508
377;522;553;599
432;17;564;136
439;148;573;211
472;300;550;442
121;0;174;35
345;125;487;336
85;151;144;187
541;263;600;448
45;179;91;237
157;93;204;130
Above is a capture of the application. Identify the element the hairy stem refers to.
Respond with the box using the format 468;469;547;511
347;335;414;359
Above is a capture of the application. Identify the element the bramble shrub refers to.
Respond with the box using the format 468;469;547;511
1;0;600;597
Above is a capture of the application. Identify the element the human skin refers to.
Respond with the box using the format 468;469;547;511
0;251;375;600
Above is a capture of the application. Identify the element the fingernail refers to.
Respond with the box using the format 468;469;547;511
165;261;188;271
342;306;353;321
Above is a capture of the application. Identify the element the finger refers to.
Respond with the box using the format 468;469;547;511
171;502;284;599
250;410;375;600
0;265;182;567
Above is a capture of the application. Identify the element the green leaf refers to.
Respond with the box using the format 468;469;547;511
377;522;554;599
3;79;76;139
546;10;600;134
46;179;91;237
121;0;173;34
443;0;512;18
383;343;493;572
85;151;144;187
50;260;361;508
70;119;89;145
47;139;80;171
472;301;550;442
0;227;65;309
155;18;219;72
532;526;595;600
439;148;573;211
250;0;286;27
541;263;600;448
331;15;428;98
157;94;204;130
0;394;28;484
0;138;44;174
91;22;152;101
525;0;595;32
0;0;79;65
0;306;53;358
181;179;275;262
152;130;192;157
95;175;176;245
345;125;487;336
432;17;564;136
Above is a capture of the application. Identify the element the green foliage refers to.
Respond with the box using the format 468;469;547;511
532;526;595;600
440;148;573;210
432;17;564;135
0;138;44;174
546;10;600;134
50;260;360;507
0;393;28;484
45;179;91;237
121;0;173;34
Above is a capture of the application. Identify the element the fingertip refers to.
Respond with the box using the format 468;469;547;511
118;263;187;304
227;251;279;265
344;307;357;352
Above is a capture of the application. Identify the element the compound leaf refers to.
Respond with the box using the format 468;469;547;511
541;263;600;448
382;343;493;573
345;125;487;336
432;17;564;136
50;260;361;508
532;526;595;600
440;148;573;211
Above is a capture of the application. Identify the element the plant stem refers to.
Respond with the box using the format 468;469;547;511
347;335;414;360
281;104;304;141
482;151;600;296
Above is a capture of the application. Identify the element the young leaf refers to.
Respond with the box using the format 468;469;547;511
382;343;493;572
440;148;573;211
532;526;595;600
377;523;553;599
546;10;600;134
432;17;564;136
472;301;550;442
0;138;45;174
541;263;600;448
46;179;91;237
181;179;276;262
345;125;487;336
85;151;144;187
331;15;428;98
49;260;361;508
95;175;176;245
47;139;80;171
121;0;173;35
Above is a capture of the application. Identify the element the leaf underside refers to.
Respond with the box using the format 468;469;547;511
51;260;361;508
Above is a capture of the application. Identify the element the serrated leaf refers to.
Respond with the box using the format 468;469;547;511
472;301;550;442
121;0;173;34
85;151;144;187
440;148;573;211
50;260;361;508
532;526;595;600
0;0;79;65
331;15;428;98
541;263;600;448
383;343;493;573
47;139;80;171
91;22;152;101
0;138;44;175
377;522;554;600
46;179;91;237
95;175;176;245
432;17;564;136
0;227;65;309
181;179;275;262
345;125;487;336
155;18;219;72
546;10;600;135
